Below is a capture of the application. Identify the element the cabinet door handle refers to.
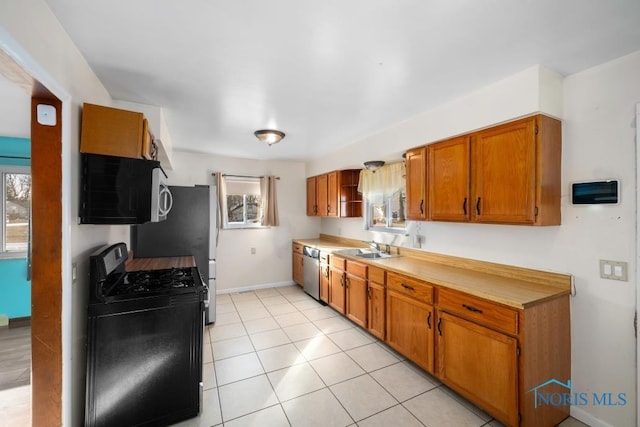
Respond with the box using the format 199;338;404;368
437;317;442;336
462;197;467;215
327;205;331;214
427;312;432;329
313;205;318;214
367;286;372;299
475;197;481;215
401;283;415;291
419;199;424;214
462;303;483;314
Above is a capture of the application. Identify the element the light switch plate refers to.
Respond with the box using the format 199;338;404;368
37;104;57;126
599;259;628;281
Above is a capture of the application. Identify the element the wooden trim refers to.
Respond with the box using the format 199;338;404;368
31;96;63;427
318;234;572;290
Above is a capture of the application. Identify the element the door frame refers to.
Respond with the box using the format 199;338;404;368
636;102;640;427
0;30;72;426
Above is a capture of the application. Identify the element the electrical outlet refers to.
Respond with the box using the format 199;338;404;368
599;260;628;281
251;247;256;255
72;263;78;282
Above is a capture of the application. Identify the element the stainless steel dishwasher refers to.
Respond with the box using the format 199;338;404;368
302;246;320;300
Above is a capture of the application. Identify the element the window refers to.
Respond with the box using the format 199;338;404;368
225;178;263;228
358;162;406;234
367;190;406;232
2;167;31;256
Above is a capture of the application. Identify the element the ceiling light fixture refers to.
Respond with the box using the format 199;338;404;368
254;129;285;146
364;160;385;172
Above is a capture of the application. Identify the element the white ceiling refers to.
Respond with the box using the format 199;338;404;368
42;0;640;161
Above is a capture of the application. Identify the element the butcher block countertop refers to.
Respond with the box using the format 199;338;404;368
126;256;196;272
294;235;572;310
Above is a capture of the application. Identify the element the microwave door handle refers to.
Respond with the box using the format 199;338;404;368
159;186;173;216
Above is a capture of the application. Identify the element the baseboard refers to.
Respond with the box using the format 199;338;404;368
9;317;31;328
570;406;613;427
216;280;297;295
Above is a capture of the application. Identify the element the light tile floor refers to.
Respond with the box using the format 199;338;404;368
174;285;589;427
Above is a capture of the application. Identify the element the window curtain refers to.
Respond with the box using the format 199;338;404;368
260;175;279;227
357;162;405;204
215;173;229;231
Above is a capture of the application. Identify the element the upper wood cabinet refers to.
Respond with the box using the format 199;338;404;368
472;115;560;225
80;103;154;160
422;114;561;226
306;177;318;216
428;136;470;221
405;147;427;220
307;169;361;217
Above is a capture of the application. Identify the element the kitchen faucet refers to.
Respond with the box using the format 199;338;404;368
367;241;381;253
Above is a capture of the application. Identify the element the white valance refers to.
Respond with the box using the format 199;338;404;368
358;162;405;204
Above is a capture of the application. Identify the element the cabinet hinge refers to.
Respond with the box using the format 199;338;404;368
534;125;539;135
534;206;539;217
516;347;521;357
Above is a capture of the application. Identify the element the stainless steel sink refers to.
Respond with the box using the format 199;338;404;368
334;248;396;259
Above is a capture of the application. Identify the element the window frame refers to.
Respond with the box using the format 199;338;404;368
224;177;267;229
1;165;31;259
364;190;407;234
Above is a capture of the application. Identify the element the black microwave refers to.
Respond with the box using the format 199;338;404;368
79;153;172;225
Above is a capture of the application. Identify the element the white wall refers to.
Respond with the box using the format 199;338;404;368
167;150;320;292
0;1;126;425
312;52;640;427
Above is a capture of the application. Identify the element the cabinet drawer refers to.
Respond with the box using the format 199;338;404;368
437;288;518;335
387;272;433;304
346;260;367;279
331;255;345;270
319;251;329;264
369;266;385;284
292;242;304;254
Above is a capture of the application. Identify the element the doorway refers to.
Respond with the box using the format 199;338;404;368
0;48;64;426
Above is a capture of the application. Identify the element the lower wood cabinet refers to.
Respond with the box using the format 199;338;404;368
366;266;386;340
437;311;518;426
346;272;367;328
328;256;346;314
319;253;330;303
386;289;435;374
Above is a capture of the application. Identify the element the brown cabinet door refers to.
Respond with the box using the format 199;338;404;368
317;174;329;216
472;117;536;224
327;171;339;217
405;147;427;220
328;269;346;314
386;289;434;373
345;274;367;328
319;263;330;303
428;136;470;221
367;281;385;340
80;103;145;159
437;311;518;427
292;252;304;286
306;177;317;216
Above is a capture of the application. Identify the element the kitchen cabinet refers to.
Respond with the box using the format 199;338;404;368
306;170;362;217
366;266;385;340
339;169;363;217
472;115;561;225
422;114;561;226
404;147;427;220
345;260;368;328
306;177;318;215
385;271;434;374
328;255;346;314
80;103;155;160
428;135;470;221
319;252;330;303
437;311;518;426
292;242;304;286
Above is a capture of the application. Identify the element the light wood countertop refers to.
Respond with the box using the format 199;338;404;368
294;237;571;310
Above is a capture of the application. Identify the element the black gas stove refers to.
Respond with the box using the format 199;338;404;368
85;243;206;427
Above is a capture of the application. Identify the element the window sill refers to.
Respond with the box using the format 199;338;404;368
0;252;28;260
366;226;407;235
